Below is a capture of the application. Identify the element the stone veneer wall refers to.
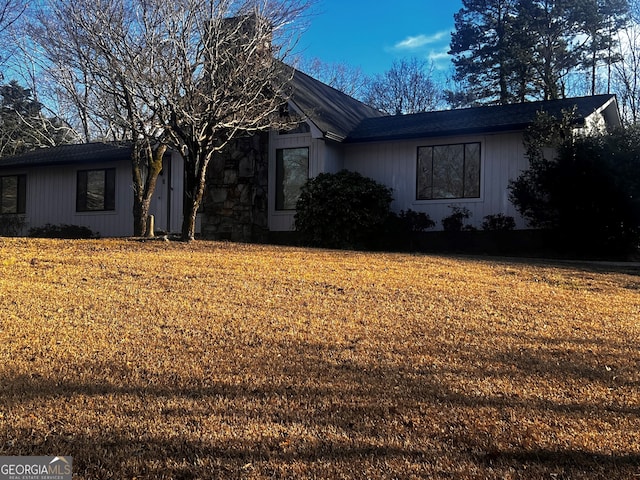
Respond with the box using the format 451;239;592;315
200;132;269;242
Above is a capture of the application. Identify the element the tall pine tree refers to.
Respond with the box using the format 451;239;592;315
449;0;522;104
449;0;630;104
518;0;581;100
578;0;629;95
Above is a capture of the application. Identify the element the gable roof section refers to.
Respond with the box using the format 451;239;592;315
289;69;385;142
0;142;132;169
345;94;619;143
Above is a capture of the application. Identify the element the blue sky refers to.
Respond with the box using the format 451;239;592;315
296;1;464;76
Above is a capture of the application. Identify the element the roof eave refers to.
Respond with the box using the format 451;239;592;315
593;95;622;129
0;156;131;169
0;142;133;169
344;114;592;144
344;124;534;144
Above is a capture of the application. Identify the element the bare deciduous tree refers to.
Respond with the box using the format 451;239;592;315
153;5;307;240
0;0;23;30
0;0;27;70
31;0;171;236
613;0;640;125
298;57;367;99
363;58;444;115
613;25;640;123
31;0;309;239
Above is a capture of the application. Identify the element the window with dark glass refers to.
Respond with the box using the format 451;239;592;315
417;142;481;200
276;147;309;210
0;174;26;214
76;168;116;212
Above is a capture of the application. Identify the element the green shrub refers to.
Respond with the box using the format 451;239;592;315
509;122;640;255
294;170;393;249
482;214;516;231
383;209;435;251
29;224;97;239
442;206;474;232
0;214;25;236
398;209;435;232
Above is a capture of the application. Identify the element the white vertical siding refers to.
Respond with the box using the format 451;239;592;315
3;152;185;237
150;157;170;232
20;160;135;237
266;130;532;233
482;133;529;227
343;140;415;211
343;132;530;230
322;141;345;174
268;130;348;232
173;153;186;234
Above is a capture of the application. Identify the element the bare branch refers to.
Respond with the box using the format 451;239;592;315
29;0;310;238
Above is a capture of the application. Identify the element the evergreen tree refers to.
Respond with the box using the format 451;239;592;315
0;80;77;156
450;0;629;104
0;80;76;156
517;0;580;100
449;0;522;104
578;0;629;95
509;115;640;255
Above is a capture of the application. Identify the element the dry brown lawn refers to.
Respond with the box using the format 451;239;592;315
0;237;639;479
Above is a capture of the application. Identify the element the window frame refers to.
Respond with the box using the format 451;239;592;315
0;174;26;214
76;168;116;213
275;146;310;211
416;142;482;201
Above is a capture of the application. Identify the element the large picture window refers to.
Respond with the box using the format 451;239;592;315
275;147;309;210
77;168;116;212
417;142;481;200
0;174;26;214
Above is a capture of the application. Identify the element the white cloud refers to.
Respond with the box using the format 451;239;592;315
430;53;453;72
394;30;450;50
429;49;450;63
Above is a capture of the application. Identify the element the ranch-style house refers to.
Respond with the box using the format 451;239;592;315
0;68;622;240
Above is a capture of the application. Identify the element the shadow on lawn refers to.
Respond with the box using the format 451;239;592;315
11;426;640;479
5;424;434;479
448;251;640;277
2;338;639;478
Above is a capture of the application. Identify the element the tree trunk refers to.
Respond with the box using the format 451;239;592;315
132;142;166;237
181;198;198;241
133;199;147;237
181;148;211;241
133;195;156;236
592;47;598;96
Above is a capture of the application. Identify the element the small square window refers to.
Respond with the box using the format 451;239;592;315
77;168;116;212
0;174;26;214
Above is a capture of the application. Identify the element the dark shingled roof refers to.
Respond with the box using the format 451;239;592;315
345;94;618;143
0;142;132;169
289;69;385;141
0;87;619;170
